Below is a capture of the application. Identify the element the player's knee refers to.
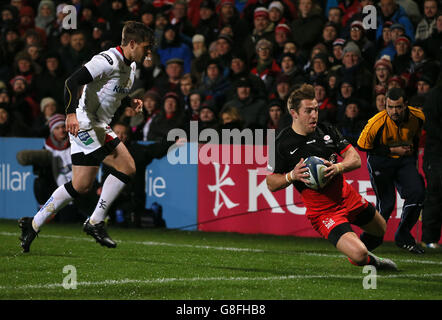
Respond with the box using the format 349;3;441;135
351;247;369;266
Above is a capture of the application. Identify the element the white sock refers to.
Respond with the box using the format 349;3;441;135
32;185;73;231
89;174;126;225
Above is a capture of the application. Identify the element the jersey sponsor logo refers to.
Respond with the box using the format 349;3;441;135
78;131;94;145
322;217;336;230
100;53;113;65
113;85;131;94
306;139;316;144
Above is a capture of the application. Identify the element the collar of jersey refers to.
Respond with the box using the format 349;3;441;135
116;46;132;66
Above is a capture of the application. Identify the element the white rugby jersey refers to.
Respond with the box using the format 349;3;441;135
77;47;136;130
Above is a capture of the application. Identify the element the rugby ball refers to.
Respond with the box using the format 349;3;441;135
303;156;329;190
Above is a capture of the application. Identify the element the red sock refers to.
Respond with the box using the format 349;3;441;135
348;255;370;266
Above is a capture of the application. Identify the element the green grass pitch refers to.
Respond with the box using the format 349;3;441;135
0;219;441;300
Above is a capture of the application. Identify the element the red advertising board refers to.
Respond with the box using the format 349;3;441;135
197;144;424;242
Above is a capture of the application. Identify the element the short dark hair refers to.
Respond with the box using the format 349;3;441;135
287;83;315;112
386;87;406;101
121;21;155;46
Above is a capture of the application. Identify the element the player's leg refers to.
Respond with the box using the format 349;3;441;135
87;142;135;226
359;157;396;251
330;223;397;270
394;159;425;253
19;165;98;253
358;205;387;251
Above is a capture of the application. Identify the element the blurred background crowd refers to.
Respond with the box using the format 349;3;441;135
0;0;440;144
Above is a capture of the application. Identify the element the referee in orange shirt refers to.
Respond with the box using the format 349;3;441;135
357;88;426;254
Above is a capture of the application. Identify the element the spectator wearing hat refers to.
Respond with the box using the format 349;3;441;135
186;90;205;122
268;1;286;26
13;51;37;89
320;21;339;53
335;77;356;121
314;78;337;124
266;98;284;132
31;97;58;137
373;55;393;98
330;38;345;71
17;5;47;45
198;59;231;109
139;3;156;29
375;87;387;111
157;24;193;74
306;52;330;85
348;20;376;66
153;57;185;97
9;74;39;126
132;89;162;141
223;77;267;129
197;98;219;134
243;7;275;62
35;1;56;37
190;34;210;85
34;52;66;106
376;0;414;43
226;50;266;100
216;34;234;72
376;21;395;59
279;52;305;86
404;41;440;96
337;99;366;146
337;40;373;101
274;23;291;61
217;0;250;45
408;74;433;108
194;0;218;45
250;38;281;92
147;91;185;142
44;113;71;187
392;35;411;75
290;0;324;56
273;74;291;102
415;0;438;41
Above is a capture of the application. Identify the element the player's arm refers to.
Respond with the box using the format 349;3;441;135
266;158;310;192
323;145;361;178
64;66;93;136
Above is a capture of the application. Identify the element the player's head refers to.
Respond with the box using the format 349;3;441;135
287;84;318;134
121;21;155;63
386;87;407;123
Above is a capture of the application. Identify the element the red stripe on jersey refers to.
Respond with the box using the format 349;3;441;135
339;144;352;156
116;46;124;57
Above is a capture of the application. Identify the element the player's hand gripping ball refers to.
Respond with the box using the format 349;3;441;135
303;156;330;190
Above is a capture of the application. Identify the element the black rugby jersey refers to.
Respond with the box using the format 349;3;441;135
270;123;351;193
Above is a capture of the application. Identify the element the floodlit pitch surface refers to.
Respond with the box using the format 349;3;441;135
0;219;441;300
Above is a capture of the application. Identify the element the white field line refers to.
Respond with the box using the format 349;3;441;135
1;231;441;266
1;273;442;291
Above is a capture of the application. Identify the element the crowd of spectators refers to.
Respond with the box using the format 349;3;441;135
0;0;441;144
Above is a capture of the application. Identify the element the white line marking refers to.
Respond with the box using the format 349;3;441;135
1;232;441;265
2;273;442;291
